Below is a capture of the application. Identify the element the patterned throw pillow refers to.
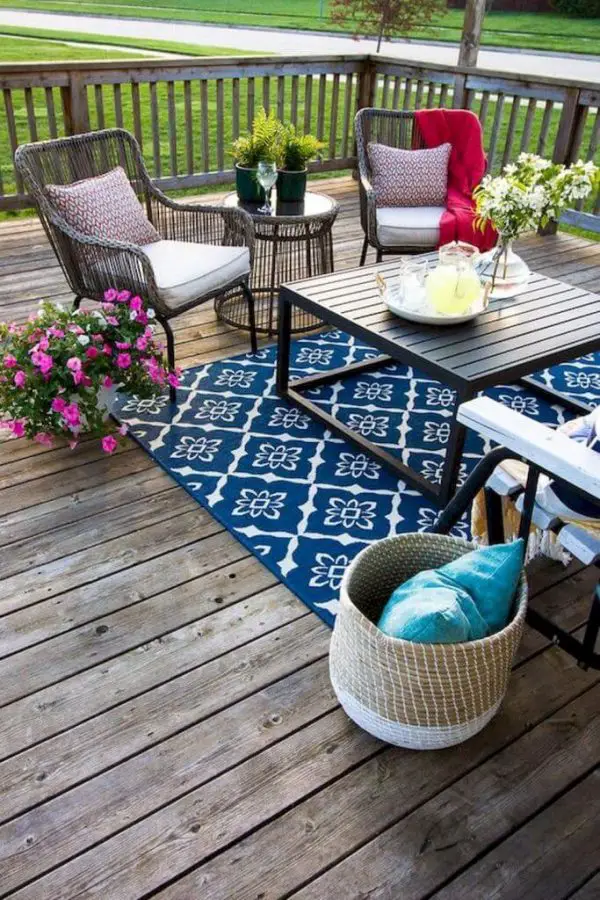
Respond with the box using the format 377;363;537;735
368;142;452;208
45;166;160;246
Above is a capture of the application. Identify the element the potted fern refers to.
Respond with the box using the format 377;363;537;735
231;110;284;204
278;126;324;203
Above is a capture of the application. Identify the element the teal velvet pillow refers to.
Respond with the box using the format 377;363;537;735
377;540;524;643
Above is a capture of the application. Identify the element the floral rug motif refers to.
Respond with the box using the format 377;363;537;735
113;329;597;628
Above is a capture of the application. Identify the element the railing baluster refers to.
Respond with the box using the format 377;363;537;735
403;78;413;110
502;95;521;168
381;74;390;108
232;77;240;141
200;79;210;173
520;97;536;152
290;74;299;128
426;81;436;108
184;80;193;176
537;100;554;155
341;73;353;158
113;83;123;129
216;78;225;172
262;75;270;113
131;81;143;152
414;80;424;109
2;88;21;194
487;92;505;172
439;83;449;108
45;86;58;139
94;84;105;130
24;87;38;142
167;80;177;176
329;73;340;159
277;75;285;121
479;91;490;129
304;74;313;134
149;81;161;179
247;76;255;128
317;73;327;142
392;76;401;110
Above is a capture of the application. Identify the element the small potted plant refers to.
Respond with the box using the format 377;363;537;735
277;126;324;203
231;109;284;204
0;291;180;453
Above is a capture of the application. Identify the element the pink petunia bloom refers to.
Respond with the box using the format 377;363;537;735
82;375;93;388
115;341;130;350
62;402;81;428
68;324;85;335
116;290;131;303
51;396;67;414
104;288;118;302
135;311;149;326
167;372;180;389
101;434;118;454
34;432;53;447
3;354;18;369
85;346;99;360
102;302;116;313
105;316;119;327
67;356;82;372
135;336;148;351
10;419;26;438
47;326;65;338
129;295;143;312
102;375;113;389
13;370;26;388
31;351;54;375
118;423;128;436
71;369;84;386
102;344;112;356
36;335;49;351
91;333;103;342
144;326;154;340
116;352;132;370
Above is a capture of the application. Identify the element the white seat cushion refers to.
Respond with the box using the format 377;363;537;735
140;239;250;311
376;206;445;248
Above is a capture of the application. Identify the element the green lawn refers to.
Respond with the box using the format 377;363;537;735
0;0;599;55
0;26;259;61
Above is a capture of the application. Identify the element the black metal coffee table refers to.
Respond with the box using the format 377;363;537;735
277;257;599;505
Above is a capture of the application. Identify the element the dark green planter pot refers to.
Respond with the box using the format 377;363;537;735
277;168;307;203
235;164;265;204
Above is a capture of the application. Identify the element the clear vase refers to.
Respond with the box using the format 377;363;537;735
477;236;530;300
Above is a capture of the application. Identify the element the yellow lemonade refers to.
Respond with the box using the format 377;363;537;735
426;265;482;315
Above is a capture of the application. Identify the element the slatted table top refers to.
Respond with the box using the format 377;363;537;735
283;258;600;390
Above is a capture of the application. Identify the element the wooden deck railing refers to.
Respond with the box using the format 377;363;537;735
0;53;598;228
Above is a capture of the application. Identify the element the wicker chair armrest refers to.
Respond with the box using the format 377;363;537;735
147;186;255;263
360;174;378;247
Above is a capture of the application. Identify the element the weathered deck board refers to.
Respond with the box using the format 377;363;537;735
0;176;598;900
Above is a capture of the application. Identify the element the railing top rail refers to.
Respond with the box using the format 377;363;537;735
0;53;597;94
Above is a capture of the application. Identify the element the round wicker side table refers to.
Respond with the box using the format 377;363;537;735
216;190;339;336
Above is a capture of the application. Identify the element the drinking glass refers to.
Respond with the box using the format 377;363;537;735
257;161;278;214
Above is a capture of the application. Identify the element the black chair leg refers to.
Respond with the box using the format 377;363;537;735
242;282;258;354
73;295;82;310
162;317;177;404
359;236;369;267
376;249;383;263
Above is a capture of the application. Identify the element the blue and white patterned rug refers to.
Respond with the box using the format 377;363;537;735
113;329;598;628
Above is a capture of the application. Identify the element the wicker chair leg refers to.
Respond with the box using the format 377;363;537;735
160;316;177;404
360;237;369;267
376;249;383;264
242;282;258;354
73;295;83;311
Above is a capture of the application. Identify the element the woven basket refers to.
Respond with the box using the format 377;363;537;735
329;532;528;750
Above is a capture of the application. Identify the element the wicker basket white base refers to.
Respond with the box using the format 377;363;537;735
329;533;527;751
333;683;502;750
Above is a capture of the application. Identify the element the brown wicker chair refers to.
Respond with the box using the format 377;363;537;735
355;107;442;266
14;128;257;402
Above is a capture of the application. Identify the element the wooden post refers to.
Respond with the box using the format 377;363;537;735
539;86;584;235
458;0;486;69
64;71;90;136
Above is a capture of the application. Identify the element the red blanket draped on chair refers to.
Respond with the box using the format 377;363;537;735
414;108;497;251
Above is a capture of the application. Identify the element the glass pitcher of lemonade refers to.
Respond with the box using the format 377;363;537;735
426;241;483;315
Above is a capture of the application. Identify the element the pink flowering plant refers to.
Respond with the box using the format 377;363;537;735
0;290;180;453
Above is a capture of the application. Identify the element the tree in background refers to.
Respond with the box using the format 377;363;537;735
330;0;445;52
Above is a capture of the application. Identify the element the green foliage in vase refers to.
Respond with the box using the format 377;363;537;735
231;109;285;168
280;126;324;172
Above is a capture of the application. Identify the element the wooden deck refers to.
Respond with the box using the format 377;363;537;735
0;176;599;900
